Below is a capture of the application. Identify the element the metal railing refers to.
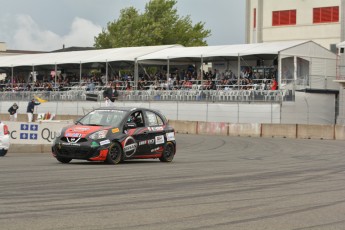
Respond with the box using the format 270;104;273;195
0;89;293;103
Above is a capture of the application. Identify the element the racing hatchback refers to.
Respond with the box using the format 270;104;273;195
52;107;176;164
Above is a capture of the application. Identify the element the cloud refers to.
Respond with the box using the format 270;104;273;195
11;14;102;51
61;17;103;50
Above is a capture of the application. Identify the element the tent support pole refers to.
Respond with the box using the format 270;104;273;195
32;65;35;83
11;65;13;89
79;62;82;86
237;55;240;90
278;54;283;90
293;55;297;89
167;57;170;85
105;60;108;86
201;55;203;84
134;58;138;90
54;64;57;88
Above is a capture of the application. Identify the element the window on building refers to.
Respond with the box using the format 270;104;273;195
313;6;339;23
272;10;296;26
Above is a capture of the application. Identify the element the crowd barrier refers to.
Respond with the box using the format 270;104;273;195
0;89;293;103
3;116;344;153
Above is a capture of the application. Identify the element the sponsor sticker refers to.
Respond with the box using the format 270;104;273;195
91;141;100;147
123;136;138;157
148;139;155;144
148;126;164;132
139;140;147;146
166;132;175;141
155;135;165;145
112;128;120;133
61;143;81;146
151;147;160;152
72;127;90;132
100;139;111;146
65;133;81;137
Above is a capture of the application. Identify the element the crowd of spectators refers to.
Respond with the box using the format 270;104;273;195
0;66;279;93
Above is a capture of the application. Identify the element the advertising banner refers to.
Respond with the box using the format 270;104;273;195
7;121;73;145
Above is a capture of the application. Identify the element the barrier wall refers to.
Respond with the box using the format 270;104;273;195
197;121;228;136
169;120;197;134
228;123;261;137
261;124;297;139
3;117;345;153
335;125;345;140
297;124;335;140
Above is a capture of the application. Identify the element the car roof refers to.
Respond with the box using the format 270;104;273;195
95;106;163;114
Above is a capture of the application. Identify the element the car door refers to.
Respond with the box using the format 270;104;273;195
123;111;150;157
144;110;166;155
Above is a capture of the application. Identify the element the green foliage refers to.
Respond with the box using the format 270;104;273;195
94;0;211;48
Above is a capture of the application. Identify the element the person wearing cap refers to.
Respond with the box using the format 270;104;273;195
8;103;19;121
103;82;118;107
26;99;41;122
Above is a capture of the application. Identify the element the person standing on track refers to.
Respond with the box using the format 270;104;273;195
26;99;40;122
8;103;19;121
103;82;118;107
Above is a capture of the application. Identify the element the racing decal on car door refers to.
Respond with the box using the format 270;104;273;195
122;136;138;157
155;135;165;145
148;126;164;132
126;127;149;136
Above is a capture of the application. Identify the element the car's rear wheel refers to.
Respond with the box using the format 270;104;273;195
159;142;175;162
105;142;123;164
0;149;7;157
56;156;72;163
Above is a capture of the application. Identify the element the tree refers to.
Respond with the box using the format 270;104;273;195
94;0;211;48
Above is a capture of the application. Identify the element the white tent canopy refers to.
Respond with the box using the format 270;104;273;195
0;40;335;67
0;40;337;91
137;40;320;61
0;45;181;67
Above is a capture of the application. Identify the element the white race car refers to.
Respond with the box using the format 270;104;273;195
0;121;10;156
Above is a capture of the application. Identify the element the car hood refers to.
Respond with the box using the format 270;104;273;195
64;125;110;138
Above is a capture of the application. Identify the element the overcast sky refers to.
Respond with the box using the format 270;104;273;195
0;0;246;51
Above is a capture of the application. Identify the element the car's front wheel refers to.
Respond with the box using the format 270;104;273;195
105;142;123;164
159;142;175;162
56;156;72;163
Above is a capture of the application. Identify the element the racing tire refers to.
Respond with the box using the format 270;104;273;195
105;142;123;164
56;156;72;163
159;142;175;162
0;149;7;157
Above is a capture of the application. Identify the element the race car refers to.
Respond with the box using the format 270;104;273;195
52;107;176;164
0;121;10;157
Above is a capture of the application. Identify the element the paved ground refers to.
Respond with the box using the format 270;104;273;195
1;134;345;230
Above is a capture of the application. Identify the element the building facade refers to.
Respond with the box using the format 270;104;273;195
245;0;342;51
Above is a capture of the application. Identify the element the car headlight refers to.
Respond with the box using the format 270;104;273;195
89;130;108;140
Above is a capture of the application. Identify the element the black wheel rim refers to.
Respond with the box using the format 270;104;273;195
165;144;173;159
110;145;119;160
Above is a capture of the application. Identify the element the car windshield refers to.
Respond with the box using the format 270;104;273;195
78;109;127;127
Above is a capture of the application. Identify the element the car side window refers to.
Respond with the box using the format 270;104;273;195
157;115;164;125
146;111;164;126
128;111;145;127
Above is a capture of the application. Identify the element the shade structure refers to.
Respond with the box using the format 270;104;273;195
0;45;181;67
0;40;336;68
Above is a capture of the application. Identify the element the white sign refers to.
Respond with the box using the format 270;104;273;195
6;121;73;145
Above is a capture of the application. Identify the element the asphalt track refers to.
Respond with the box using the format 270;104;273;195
1;134;345;230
